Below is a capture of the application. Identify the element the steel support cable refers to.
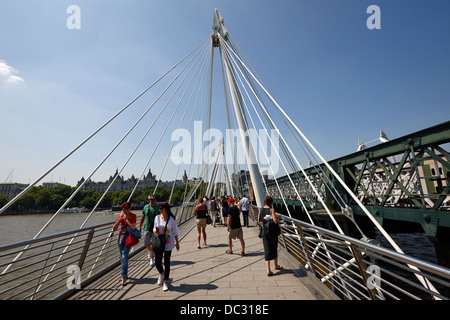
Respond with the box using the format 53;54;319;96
88;41;210;275
0;38;209;277
182;52;213;203
0;36;210;216
128;42;209;201
231;50;313;224
223;37;380;293
198;45;214;193
222;39;337;280
228;30;343;213
218;45;240;190
168;52;210;203
224;38;339;212
194;51;214;192
228;31;309;193
46;37;207;237
224;35;345;205
146;44;210;203
222;64;253;200
222;37;393;240
30;40;209;291
184;48;213;202
222;38;441;298
226;37;358;292
225;39;306;206
227;31;313;193
223;39;348;283
275;106;349;210
220;38;289;214
223;38;346;235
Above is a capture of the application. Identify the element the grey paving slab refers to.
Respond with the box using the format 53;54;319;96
70;218;319;300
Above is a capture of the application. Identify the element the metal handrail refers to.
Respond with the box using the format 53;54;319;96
0;204;196;300
250;205;450;300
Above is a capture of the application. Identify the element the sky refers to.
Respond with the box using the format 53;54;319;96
0;0;449;188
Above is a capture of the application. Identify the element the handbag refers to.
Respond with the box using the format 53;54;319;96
264;219;281;237
125;227;141;247
152;216;169;252
206;214;212;225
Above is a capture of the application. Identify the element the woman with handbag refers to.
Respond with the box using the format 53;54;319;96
258;196;283;276
112;201;137;286
153;202;179;292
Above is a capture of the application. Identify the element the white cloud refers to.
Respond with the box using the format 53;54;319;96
0;60;24;84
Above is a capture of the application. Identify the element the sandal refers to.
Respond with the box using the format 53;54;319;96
267;271;274;277
274;265;283;270
225;249;233;254
238;251;245;256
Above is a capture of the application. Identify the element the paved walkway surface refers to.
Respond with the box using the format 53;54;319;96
70;218;320;300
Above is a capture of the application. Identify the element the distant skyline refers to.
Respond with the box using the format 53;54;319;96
1;0;449;187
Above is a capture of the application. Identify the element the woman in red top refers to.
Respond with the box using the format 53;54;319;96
113;201;136;286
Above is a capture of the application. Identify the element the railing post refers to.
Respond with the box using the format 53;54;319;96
349;244;379;300
78;229;95;270
296;222;316;277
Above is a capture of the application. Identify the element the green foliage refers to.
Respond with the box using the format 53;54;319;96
1;184;191;213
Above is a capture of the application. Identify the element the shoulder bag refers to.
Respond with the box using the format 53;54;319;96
125;227;141;247
152;216;169;252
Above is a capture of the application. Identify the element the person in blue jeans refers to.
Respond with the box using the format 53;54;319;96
113;201;137;286
239;195;250;227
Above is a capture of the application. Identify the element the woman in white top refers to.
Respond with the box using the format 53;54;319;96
153;202;180;291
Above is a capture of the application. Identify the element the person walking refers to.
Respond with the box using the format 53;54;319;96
226;198;245;256
210;196;218;227
139;195;159;266
258;196;283;276
153;202;180;292
194;197;208;248
112;201;137;286
221;195;229;225
239;194;250;227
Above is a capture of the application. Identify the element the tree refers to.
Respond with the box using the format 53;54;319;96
35;189;51;210
0;194;9;209
17;194;35;211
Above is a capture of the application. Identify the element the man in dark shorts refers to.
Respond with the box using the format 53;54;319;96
226;198;245;256
139;195;159;266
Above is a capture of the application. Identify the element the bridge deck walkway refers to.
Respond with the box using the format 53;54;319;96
69;218;323;300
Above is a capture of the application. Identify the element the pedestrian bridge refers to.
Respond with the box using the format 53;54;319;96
1;9;450;302
2;204;450;301
67;215;327;300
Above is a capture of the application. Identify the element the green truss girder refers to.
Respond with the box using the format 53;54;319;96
266;121;450;237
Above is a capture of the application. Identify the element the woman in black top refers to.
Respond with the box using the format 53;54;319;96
258;196;283;276
221;196;229;225
194;197;208;249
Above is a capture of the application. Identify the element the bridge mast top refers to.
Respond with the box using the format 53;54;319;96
212;8;228;46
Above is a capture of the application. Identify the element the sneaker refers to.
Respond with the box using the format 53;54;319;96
163;283;169;291
157;275;164;285
150;258;155;266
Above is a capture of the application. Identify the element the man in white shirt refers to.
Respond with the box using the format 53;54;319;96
239;195;250;227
